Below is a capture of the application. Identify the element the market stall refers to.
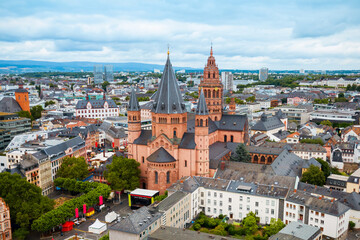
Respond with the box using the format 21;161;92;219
85;207;95;217
62;221;74;232
105;211;118;223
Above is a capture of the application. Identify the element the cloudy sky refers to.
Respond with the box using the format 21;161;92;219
1;0;360;70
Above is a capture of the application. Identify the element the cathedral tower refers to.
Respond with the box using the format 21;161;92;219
195;90;210;177
151;52;187;141
127;88;141;158
199;46;223;121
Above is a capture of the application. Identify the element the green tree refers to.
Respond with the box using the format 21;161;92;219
320;120;332;127
315;158;331;178
246;95;256;103
231;144;251;162
349;221;355;230
56;156;89;180
104;156;141;190
99;234;109;240
301;165;326;186
30;105;43;120
299;138;324;145
44;100;55;107
264;218;285;236
0;172;54;239
154;191;168;202
17;110;33;121
102;81;110;91
242;212;259;235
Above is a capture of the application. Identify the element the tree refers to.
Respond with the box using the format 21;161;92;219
264;218;285;236
315;158;331;178
349;221;355;230
30;105;43;120
56;156;89;180
301;165;326;186
300;138;324;145
242;212;259;235
104;156;141;190
44;100;55;107
154;191;168;202
102;81;110;91
17;110;33;121
246;95;256;103
320;120;332;127
0;172;54;239
231;144;251;162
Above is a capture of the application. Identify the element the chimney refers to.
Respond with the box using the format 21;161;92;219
315;185;317;189
304;189;306;192
294;189;297;193
344;199;347;203
319;196;322;200
220;161;225;170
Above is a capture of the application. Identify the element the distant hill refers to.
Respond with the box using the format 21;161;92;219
0;60;199;73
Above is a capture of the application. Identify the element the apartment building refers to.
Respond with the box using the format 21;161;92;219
284;189;349;239
291;143;327;161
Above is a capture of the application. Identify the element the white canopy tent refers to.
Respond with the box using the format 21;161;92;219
105;211;118;223
88;219;107;234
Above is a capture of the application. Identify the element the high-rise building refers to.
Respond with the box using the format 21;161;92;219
221;72;234;91
104;65;114;82
300;69;305;74
259;67;269;81
0;197;11;240
93;65;103;84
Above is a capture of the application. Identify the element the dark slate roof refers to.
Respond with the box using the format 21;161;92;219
271;149;303;177
147;147;176;163
179;132;196;149
140;101;153;110
15;88;28;93
196;89;209;115
110;206;162;234
332;149;343;162
133;130;152;145
272;130;290;140
128;88;140;111
0;97;22;113
215;114;247;131
209;142;231;169
157;191;187;211
152;55;185;114
75;99;117;109
251;113;284;131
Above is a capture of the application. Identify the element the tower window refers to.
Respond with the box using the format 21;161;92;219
185;160;187;167
224;135;227;142
173;128;177;138
208;73;210;78
200;119;203;127
142;157;144;163
230;135;234;142
155;171;158;184
167;171;170;184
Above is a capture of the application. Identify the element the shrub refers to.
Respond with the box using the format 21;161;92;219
193;223;201;231
349;221;356;230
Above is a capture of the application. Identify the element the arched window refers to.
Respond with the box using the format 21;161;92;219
206;119;208;126
216;91;219;98
166;171;170;184
208;90;211;98
185;160;187;167
200;119;203;127
215;116;218;121
224;135;227;142
260;156;266;163
254;155;259;163
230;135;234;142
213;73;215;78
142;157;144;163
208;73;210;78
213;90;216;98
155;171;158;184
196;119;199;126
267;156;273;163
173;128;177;138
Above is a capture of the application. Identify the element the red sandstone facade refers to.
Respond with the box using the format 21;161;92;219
0;197;11;240
128;49;249;194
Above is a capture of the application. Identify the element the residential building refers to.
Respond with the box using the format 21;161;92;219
274;105;312;125
284;189;349;239
269;222;322;240
291;143;327;161
0;112;31;150
287;97;308;106
251;110;287;136
75;96;119;120
259;67;268;81
0;197;11;240
221;71;233;91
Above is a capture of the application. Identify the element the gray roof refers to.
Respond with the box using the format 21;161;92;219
196;89;209;115
157;191;187;212
286;190;350;217
152;55;185;114
15;88;28;93
209;142;231;169
75;99;117;109
291;143;326;153
273;130;290;140
270;222;321;240
215;114;248;131
140;101;154;110
128;88;140;111
147;147;176;163
110;206;162;235
133;130;152;145
179;133;196;149
271;150;303;177
251;113;284;131
0;97;22;113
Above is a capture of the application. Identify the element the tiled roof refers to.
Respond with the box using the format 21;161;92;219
75;99;117;109
0;97;22;113
251;113;284;131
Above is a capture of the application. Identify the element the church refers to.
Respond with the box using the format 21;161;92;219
127;48;249;193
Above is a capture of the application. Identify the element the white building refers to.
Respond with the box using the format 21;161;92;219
75;98;119;120
221;72;234;91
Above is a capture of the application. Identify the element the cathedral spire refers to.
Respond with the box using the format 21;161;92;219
128;87;140;111
196;89;209;115
210;43;213;56
152;54;185;114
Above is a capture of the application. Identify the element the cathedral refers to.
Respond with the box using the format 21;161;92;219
127;48;249;193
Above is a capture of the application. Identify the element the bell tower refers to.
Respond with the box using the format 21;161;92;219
195;90;210;177
127;88;141;159
199;46;223;121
